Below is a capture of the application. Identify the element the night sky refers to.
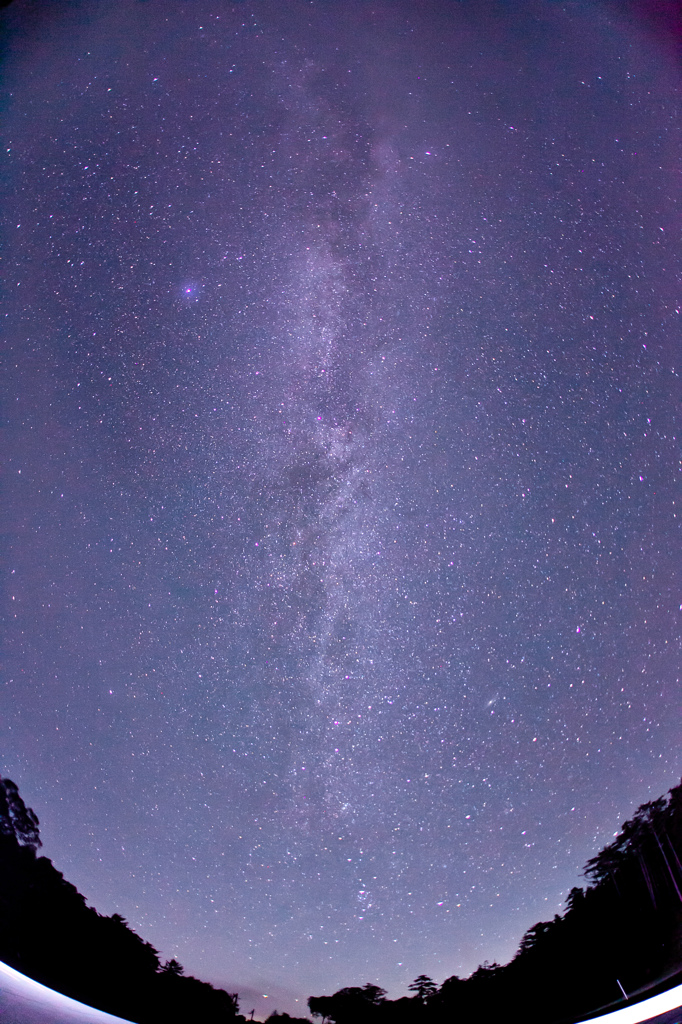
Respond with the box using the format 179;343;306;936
2;0;681;1017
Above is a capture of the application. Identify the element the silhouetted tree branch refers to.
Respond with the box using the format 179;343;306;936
0;776;243;1024
308;779;682;1024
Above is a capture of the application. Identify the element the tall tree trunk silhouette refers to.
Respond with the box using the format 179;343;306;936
653;830;682;902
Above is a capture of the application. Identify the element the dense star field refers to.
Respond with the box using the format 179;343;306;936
2;0;681;1016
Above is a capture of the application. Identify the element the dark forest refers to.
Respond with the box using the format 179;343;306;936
1;778;681;1024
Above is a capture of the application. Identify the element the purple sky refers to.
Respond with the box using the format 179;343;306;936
2;0;681;1017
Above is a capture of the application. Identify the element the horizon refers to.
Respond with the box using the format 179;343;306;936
6;774;682;1021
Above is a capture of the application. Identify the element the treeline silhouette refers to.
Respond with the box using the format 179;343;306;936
307;779;682;1024
0;778;242;1023
2;778;682;1024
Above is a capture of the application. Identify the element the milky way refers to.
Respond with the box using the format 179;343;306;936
2;0;681;1016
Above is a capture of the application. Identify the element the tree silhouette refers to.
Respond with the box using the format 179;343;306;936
0;778;41;850
3;772;682;1024
309;984;386;1024
564;886;585;912
0;777;243;1024
407;976;436;1001
266;1012;313;1024
161;959;185;975
307;778;682;1024
361;984;387;1005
